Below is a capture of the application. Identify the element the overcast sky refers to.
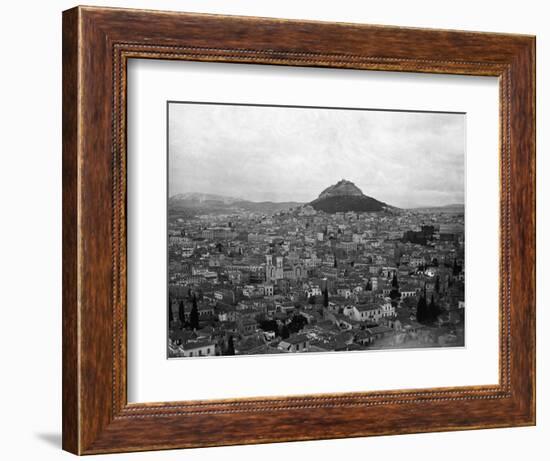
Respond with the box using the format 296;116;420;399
168;102;464;208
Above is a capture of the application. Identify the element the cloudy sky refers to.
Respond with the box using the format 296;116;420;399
168;102;464;208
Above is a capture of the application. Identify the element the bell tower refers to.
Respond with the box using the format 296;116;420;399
266;254;274;282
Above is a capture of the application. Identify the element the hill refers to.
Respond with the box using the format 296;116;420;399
310;179;388;213
168;193;301;216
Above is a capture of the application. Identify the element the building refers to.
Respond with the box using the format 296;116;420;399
344;304;383;322
265;254;284;282
277;334;310;353
261;283;274;296
238;318;258;336
175;340;216;358
201;227;236;240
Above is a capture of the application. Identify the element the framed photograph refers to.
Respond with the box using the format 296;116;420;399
62;6;535;455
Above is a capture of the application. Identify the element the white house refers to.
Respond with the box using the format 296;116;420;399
177;340;216;358
379;298;396;318
344;304;383;323
305;284;322;298
344;300;395;323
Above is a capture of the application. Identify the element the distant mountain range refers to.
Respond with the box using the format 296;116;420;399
169;192;243;205
168;192;301;216
412;203;465;213
169;181;460;216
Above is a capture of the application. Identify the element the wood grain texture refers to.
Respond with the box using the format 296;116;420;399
62;5;536;455
62;7;80;454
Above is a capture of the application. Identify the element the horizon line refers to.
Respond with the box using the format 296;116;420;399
168;192;465;210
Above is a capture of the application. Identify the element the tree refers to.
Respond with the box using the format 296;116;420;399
365;280;372;291
259;319;278;335
389;272;400;300
416;294;428;323
435;276;440;293
391;272;399;289
323;287;329;308
308;295;316;305
168;296;174;324
428;294;441;322
178;299;185;327
453;258;461;276
227;336;235;355
389;288;401;301
280;325;290;339
189;294;199;330
288;314;308;334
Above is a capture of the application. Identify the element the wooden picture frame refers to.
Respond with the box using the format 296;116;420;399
62;5;535;455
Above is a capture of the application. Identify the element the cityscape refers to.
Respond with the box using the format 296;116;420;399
167;103;465;358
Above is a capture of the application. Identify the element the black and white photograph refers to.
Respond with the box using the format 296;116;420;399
167;102;466;358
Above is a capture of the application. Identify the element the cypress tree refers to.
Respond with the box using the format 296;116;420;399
416;294;428;323
280;325;290;339
389;273;400;300
168;296;174;324
428;294;441;322
178;299;185;327
392;272;399;289
323;287;329;308
453;258;460;276
227;336;235;355
190;294;199;330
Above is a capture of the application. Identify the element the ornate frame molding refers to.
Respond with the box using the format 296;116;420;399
63;6;535;454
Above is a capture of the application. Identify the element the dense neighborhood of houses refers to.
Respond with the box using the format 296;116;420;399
167;203;465;358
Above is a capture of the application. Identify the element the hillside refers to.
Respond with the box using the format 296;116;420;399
310;179;388;213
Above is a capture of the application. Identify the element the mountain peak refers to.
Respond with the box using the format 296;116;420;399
317;179;364;199
310;180;388;213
